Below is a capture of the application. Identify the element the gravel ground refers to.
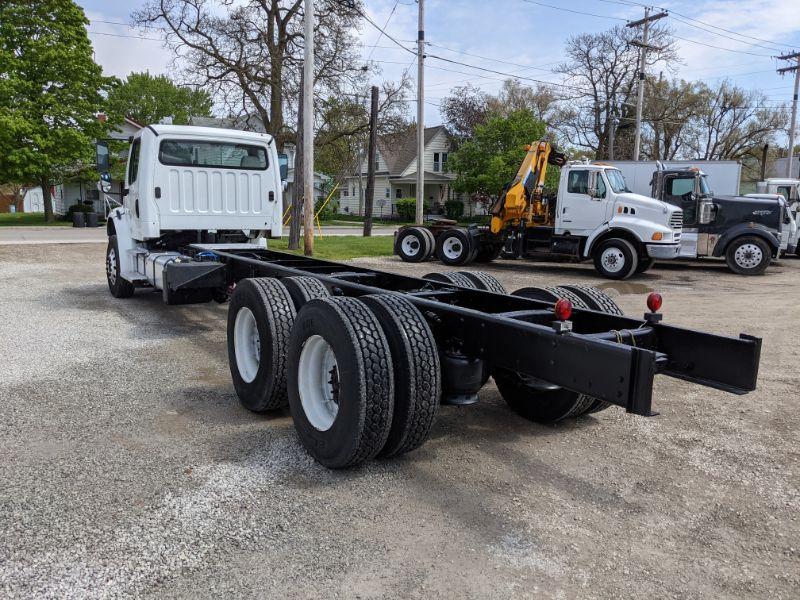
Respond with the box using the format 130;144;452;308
0;243;798;599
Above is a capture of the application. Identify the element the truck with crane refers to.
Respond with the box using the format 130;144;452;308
96;126;762;469
395;141;684;279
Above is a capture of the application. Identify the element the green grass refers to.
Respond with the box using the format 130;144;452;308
0;212;71;226
319;214;409;226
269;235;394;260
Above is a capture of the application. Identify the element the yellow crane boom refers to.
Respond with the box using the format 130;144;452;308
489;140;566;234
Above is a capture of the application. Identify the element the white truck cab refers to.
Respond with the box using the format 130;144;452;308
561;162;683;263
97;125;287;302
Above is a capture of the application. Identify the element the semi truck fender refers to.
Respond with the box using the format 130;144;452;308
711;223;781;258
582;222;648;258
108;208;139;279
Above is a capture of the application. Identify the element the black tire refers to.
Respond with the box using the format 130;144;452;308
459;271;507;294
560;284;624;315
475;243;502;263
435;228;475;266
396;227;433;263
287;297;394;468
423;271;478;288
725;236;771;275
510;286;610;417
420;227;436;259
512;286;559;302
106;235;135;298
282;276;330;311
361;294;440;457
493;368;596;424
635;257;655;274
593;238;639;280
227;278;296;413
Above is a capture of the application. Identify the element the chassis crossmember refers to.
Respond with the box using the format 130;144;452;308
193;244;761;417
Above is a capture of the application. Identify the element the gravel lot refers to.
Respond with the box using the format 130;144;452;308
1;243;798;599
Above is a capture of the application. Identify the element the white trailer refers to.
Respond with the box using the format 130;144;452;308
607;160;742;197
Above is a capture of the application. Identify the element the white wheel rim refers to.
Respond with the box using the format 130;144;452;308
401;235;421;257
298;335;340;431
442;236;464;260
234;307;260;383
600;247;626;273
107;247;117;285
734;243;763;269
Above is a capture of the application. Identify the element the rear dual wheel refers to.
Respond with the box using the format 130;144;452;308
227;278;440;468
396;226;435;263
492;285;624;423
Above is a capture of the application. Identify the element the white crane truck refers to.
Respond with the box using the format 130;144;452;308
96;126;762;469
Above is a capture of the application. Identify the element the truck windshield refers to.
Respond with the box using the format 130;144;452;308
605;170;630;193
159;140;268;170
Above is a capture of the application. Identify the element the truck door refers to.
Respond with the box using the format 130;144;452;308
557;169;610;235
663;175;699;257
125;137;143;239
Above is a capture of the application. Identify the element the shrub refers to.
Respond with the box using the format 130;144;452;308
314;196;339;220
63;202;95;221
394;197;429;221
444;200;464;220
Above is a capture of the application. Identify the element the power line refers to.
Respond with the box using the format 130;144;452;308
87;30;162;42
365;1;400;62
521;0;625;21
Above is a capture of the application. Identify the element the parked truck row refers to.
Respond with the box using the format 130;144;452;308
94;125;762;469
396;145;796;278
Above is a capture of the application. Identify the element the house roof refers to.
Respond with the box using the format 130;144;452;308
378;125;448;176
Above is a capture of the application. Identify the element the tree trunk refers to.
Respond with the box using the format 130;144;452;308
40;178;54;222
288;72;304;250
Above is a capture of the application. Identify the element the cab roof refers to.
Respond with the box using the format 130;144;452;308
144;124;273;144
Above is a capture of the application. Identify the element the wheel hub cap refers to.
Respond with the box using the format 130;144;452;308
601;247;625;273
734;243;762;269
298;335;340;431
401;236;420;257
442;237;463;260
234;307;260;383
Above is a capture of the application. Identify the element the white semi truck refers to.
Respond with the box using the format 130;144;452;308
93;126;763;469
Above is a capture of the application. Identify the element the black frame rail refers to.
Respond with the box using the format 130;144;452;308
195;245;761;417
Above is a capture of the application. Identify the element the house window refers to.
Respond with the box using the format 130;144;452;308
342;187;348;197
385;187;390;198
441;152;448;172
433;152;440;172
395;188;402;199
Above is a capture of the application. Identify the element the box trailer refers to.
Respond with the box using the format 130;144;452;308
607;160;742;197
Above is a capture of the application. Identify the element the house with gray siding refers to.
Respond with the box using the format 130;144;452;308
340;125;463;217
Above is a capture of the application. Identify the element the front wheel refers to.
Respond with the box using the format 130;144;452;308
593;238;639;279
725;236;771;275
106;235;135;298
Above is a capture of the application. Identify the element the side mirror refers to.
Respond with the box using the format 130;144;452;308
96;141;110;173
278;152;289;181
99;171;112;193
699;200;715;225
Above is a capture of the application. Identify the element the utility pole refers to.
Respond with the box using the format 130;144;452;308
289;71;304;250
363;86;379;237
415;0;425;225
777;52;800;178
302;0;315;256
627;8;667;161
608;115;616;161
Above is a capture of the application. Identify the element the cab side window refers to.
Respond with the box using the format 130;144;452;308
567;171;589;194
665;176;696;225
595;174;607;199
128;138;141;185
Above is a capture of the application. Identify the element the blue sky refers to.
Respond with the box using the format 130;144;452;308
77;0;800;124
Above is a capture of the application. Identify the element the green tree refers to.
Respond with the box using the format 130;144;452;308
108;72;213;126
448;110;549;198
0;0;115;222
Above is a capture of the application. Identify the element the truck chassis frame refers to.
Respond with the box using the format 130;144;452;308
192;244;760;420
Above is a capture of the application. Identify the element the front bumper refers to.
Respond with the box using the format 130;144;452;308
646;243;681;259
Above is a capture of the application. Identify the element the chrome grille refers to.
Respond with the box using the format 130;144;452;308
669;210;682;242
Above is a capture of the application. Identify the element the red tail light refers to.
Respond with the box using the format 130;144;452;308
647;292;663;313
554;298;573;321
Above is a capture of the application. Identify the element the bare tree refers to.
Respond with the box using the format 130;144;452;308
641;77;704;160
554;24;677;159
440;84;490;143
133;0;369;147
487;79;559;127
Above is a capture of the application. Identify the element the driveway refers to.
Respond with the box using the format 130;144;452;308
0;244;797;598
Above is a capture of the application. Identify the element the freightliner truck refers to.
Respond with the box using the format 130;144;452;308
96;126;762;469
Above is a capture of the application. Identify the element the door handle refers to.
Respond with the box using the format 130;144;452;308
268;191;275;203
154;187;161;199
